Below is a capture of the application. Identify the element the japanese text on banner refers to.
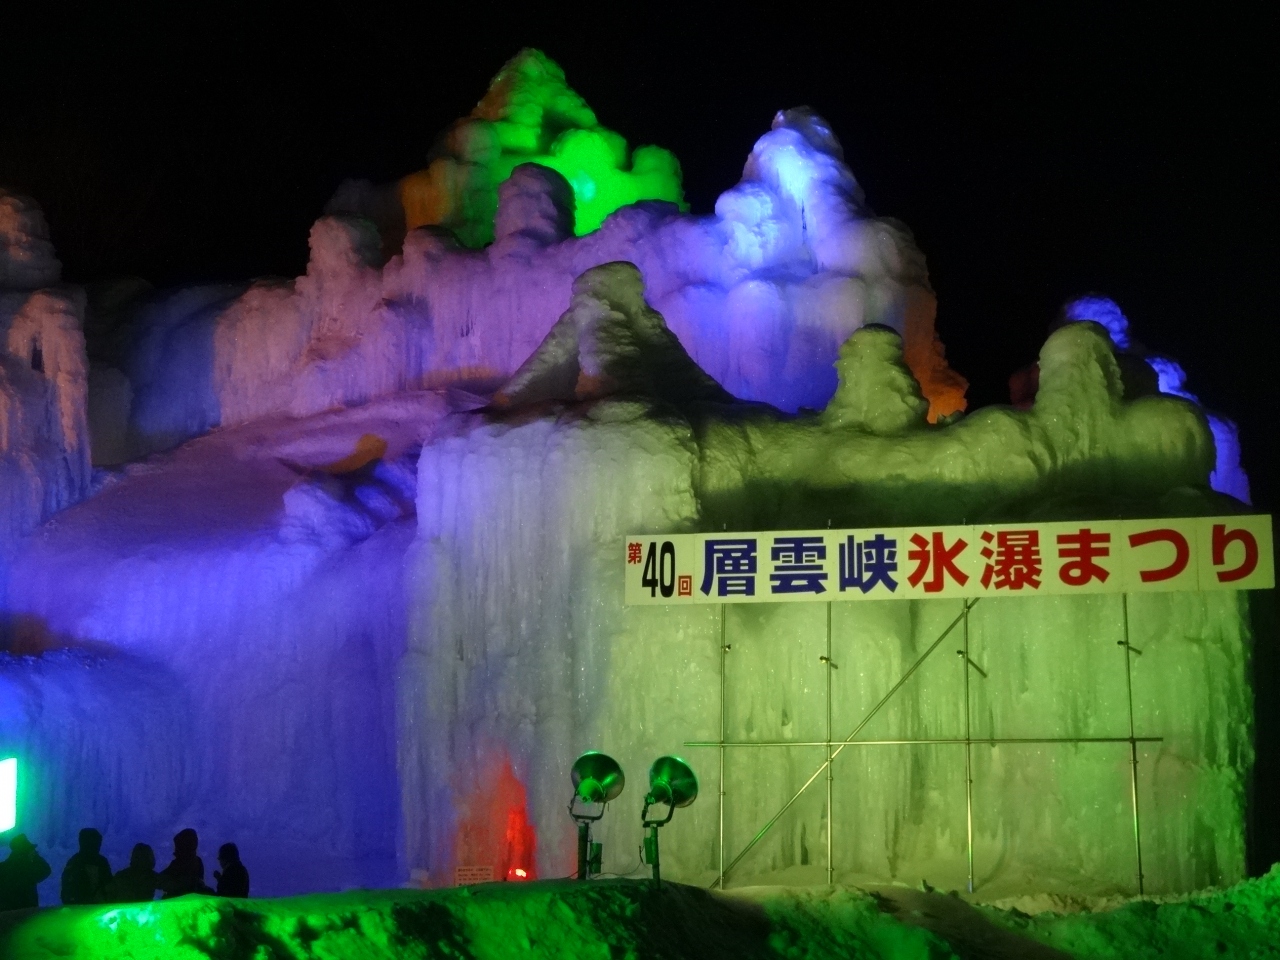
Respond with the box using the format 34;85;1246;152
622;515;1272;605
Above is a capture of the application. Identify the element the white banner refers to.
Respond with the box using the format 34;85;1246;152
623;515;1273;605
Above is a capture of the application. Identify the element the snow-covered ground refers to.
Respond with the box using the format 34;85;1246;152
2;868;1277;960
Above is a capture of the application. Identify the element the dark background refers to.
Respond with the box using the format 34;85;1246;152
2;5;1275;871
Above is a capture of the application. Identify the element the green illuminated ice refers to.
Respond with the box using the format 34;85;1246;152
405;262;1256;898
390;49;686;246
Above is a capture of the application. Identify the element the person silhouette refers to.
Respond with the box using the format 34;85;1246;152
213;843;249;898
0;834;52;911
106;843;161;903
158;828;208;898
61;827;113;904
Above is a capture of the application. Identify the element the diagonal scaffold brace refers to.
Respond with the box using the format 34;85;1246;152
712;598;982;887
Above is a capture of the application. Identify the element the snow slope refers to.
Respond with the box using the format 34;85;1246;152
3;394;448;896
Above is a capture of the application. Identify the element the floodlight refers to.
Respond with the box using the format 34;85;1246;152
571;751;625;805
568;751;625;880
640;755;698;886
0;758;16;834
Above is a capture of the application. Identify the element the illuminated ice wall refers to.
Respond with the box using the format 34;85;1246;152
0;55;1259;902
402;264;1253;896
105;50;965;461
3;396;441;894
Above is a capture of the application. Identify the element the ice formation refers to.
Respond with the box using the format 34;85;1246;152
0;191;91;569
4;395;441;893
0;55;1260;904
331;49;686;248
103;50;964;461
1060;296;1250;503
404;264;1249;896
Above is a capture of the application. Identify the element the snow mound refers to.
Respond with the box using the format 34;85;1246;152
1010;296;1251;504
992;863;1280;959
0;880;951;960
494;262;732;408
820;324;929;434
4;870;1277;959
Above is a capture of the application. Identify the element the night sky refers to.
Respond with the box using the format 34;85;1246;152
4;6;1277;862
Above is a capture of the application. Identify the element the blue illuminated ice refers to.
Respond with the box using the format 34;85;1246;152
1062;296;1250;503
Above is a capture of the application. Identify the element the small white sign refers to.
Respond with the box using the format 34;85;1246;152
454;865;494;886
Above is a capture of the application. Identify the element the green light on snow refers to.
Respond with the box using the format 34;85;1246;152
533;128;683;235
0;757;16;833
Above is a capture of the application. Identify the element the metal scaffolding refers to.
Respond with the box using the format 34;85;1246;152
691;595;1159;894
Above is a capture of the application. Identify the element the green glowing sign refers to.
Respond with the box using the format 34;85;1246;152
0;757;16;833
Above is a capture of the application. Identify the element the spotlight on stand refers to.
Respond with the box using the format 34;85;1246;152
640;755;698;887
568;751;625;881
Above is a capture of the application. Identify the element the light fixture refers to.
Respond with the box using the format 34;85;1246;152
568;751;625;880
640;755;698;886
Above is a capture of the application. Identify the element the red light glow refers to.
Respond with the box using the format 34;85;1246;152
454;752;539;884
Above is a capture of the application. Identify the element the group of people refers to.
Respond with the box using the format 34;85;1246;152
0;827;249;911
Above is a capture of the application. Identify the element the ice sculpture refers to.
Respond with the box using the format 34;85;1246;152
106;52;964;459
0;191;91;565
0;261;1255;899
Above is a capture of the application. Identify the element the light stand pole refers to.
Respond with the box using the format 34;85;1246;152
568;799;605;881
567;751;625;881
640;756;698;888
641;796;675;887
